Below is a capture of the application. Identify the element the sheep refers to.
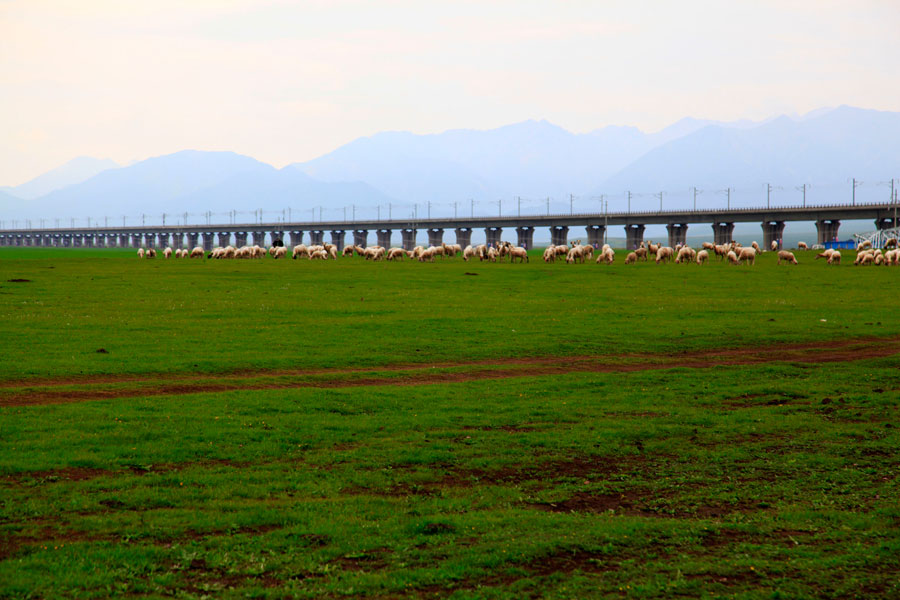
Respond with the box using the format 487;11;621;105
163;247;173;259
625;251;637;264
463;245;476;261
770;240;779;251
328;246;338;260
858;240;873;250
486;247;498;262
190;246;204;259
827;251;841;265
542;247;556;262
675;246;696;264
554;245;569;257
292;244;308;259
726;250;739;265
797;241;809;250
874;253;885;266
581;245;594;260
508;245;529;263
885;249;898;266
596;248;615;264
648;242;660;255
701;242;714;250
751;241;762;253
566;245;585;264
884;238;898;249
309;249;328;260
272;246;287;259
387;247;406;261
777;250;798;265
418;246;436;262
856;252;874;266
696;249;709;265
713;244;728;260
342;245;355;257
137;248;145;259
145;248;157;259
737;247;756;265
634;247;648;261
655;246;674;264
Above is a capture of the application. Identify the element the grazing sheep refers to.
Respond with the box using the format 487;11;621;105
858;240;872;250
163;247;172;259
634;247;648;261
701;242;714;250
581;245;594;260
463;245;476;261
874;253;885;266
696;249;709;264
797;241;809;250
566;245;585;264
508;245;529;263
648;242;660;255
713;244;728;260
596;248;615;264
190;246;204;259
542;247;556;262
486;247;498;262
342;245;355;257
309;249;327;260
655;247;674;264
751;241;762;253
292;244;308;259
815;249;834;260
770;240;779;251
625;252;637;264
884;238;898;249
777;250;798;265
145;248;157;259
737;247;756;265
675;246;696;264
726;250;739;265
137;248;145;259
387;247;406;261
827;251;841;265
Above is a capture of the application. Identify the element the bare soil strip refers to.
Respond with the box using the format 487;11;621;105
2;337;899;408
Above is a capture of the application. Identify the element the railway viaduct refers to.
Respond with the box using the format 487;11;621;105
1;202;897;251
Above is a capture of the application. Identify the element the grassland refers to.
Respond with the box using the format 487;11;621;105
1;247;898;599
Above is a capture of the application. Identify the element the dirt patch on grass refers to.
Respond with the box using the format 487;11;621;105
4;335;900;407
529;490;762;519
3;458;244;485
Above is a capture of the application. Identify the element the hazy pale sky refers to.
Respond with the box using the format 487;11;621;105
2;0;898;185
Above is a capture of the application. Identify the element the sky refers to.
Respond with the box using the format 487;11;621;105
1;0;898;185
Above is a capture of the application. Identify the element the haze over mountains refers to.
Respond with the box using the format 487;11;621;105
1;105;897;226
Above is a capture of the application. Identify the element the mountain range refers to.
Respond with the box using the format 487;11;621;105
1;105;897;226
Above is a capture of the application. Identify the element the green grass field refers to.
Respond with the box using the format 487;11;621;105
1;247;898;599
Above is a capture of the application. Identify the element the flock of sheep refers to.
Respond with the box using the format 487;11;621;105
134;236;900;267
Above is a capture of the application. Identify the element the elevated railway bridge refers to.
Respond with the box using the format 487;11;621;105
1;202;897;251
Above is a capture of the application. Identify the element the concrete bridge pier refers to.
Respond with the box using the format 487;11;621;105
288;231;303;247
550;226;568;246
712;222;734;245
268;231;284;246
330;230;345;252
762;221;786;250
156;232;169;248
375;229;391;248
625;224;645;250
171;233;183;249
201;232;215;251
352;230;367;248
401;228;417;250
310;230;325;246
250;231;265;247
876;217;898;230
485;227;503;247
816;220;840;245
586;225;605;248
516;226;535;249
186;232;199;249
218;232;231;247
455;227;472;248
427;228;444;248
234;232;248;247
666;223;688;247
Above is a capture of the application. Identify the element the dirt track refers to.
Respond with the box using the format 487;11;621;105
2;336;899;407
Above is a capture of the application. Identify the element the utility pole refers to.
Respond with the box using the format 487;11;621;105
183;212;188;226
497;199;501;217
655;192;663;212
389;203;392;220
206;211;211;225
343;206;346;221
570;193;574;215
471;199;474;218
104;216;107;228
726;187;731;210
141;214;145;227
314;207;317;221
427;201;431;219
693;187;700;211
852;178;860;206
796;184;807;208
627;190;632;213
162;213;166;226
414;204;418;220
766;183;772;209
454;201;457;218
546;197;550;216
517;196;521;217
288;207;291;223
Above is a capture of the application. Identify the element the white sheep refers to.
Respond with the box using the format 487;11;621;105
737;247;756;265
827;251;841;265
625;251;637;264
696;249;709;264
777;250;798;265
797;241;809;250
137;248;145;259
726;250;739;265
163;247;173;259
190;246;204;259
